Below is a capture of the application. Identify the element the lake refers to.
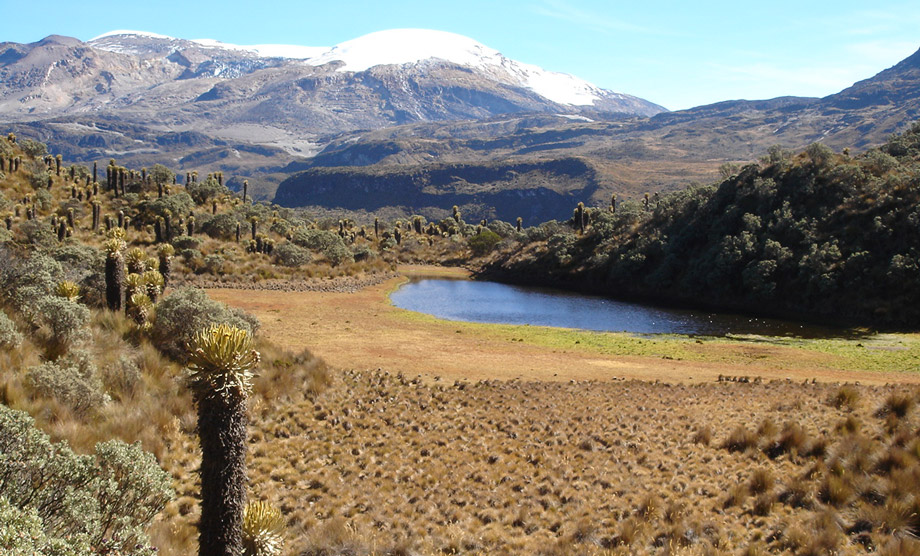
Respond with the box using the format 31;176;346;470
390;278;850;337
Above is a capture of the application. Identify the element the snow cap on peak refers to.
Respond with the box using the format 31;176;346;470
307;28;502;72
90;30;176;41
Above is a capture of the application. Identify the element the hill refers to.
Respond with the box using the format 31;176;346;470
481;122;920;327
272;47;920;219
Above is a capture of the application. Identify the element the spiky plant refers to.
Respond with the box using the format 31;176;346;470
125;247;147;275
104;237;126;311
242;501;284;556
188;324;260;556
143;270;165;303
128;293;154;329
55;281;81;302
124;273;145;313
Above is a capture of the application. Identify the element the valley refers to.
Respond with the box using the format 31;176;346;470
1;20;920;556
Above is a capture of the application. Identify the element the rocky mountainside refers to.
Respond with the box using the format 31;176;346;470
279;46;920;222
1;31;918;222
0;30;663;147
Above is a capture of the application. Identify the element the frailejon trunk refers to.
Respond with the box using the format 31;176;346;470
197;394;247;556
105;252;124;311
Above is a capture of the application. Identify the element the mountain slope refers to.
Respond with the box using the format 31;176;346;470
274;47;920;219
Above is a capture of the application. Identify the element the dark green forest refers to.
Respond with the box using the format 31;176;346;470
482;122;920;327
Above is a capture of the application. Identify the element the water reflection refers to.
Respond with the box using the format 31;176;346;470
390;279;851;338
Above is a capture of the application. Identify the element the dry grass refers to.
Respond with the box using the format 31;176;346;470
228;370;920;555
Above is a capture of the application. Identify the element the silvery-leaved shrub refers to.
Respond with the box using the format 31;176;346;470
0;309;22;350
32;295;91;357
272;241;312;267
26;349;108;415
0;405;171;555
152;287;260;361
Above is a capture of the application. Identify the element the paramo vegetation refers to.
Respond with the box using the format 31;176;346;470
1;123;920;556
482;122;920;327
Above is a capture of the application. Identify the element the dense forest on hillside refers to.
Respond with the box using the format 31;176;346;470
482;122;920;327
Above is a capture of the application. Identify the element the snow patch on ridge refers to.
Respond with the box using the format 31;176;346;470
89;28;623;106
90;30;175;41
305;29;606;106
191;38;327;60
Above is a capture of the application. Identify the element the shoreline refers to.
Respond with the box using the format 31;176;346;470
206;265;920;385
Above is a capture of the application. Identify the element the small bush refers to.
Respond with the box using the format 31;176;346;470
26;350;108;415
324;243;354;267
201;212;239;240
0;405;171;553
186;175;229;205
273;242;312;267
202;253;225;275
14;219;57;248
32;295;91;356
0;309;22;350
152;287;259;360
171;235;201;251
468;229;501;257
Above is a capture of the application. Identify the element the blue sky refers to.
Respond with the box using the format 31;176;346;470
4;0;919;110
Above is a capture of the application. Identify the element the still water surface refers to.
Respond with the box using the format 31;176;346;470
390;278;849;337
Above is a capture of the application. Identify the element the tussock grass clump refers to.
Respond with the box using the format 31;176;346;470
831;385;861;410
723;424;759;453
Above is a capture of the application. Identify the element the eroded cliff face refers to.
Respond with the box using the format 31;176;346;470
275;158;599;225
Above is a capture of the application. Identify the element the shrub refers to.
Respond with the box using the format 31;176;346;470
101;354;141;397
186;176;229;205
171;235;201;251
203;254;225;275
468;229;501;257
15;219;57;248
20;139;48;157
0;404;171;553
273;242;312;267
152;287;259;360
352;245;375;262
134;193;194;226
291;228;341;251
26;350;108;415
201;212;240;240
323;243;354;267
0;309;22;350
32;295;91;356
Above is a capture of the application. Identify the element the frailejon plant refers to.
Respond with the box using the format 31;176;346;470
157;243;174;286
242;500;284;556
104;235;126;312
187;324;260;556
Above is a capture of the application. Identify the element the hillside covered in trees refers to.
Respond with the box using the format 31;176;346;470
482;122;920;327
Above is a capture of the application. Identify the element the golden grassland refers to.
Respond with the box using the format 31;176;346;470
253;371;920;556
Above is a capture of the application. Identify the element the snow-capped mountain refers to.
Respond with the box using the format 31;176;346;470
85;28;663;113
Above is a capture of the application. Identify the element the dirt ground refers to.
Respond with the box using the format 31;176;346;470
207;265;920;385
